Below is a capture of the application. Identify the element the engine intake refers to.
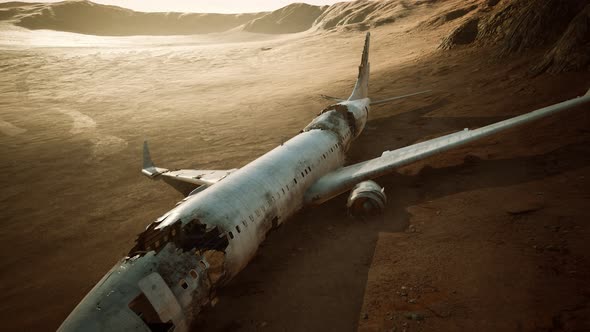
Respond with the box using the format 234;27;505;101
347;180;386;218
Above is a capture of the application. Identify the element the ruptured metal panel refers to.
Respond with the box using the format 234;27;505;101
138;272;185;329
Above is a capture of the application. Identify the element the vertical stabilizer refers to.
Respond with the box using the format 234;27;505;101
348;32;370;100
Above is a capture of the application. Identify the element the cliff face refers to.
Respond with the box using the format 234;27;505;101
437;0;590;74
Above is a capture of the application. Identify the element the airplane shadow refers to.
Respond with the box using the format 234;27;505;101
193;101;590;331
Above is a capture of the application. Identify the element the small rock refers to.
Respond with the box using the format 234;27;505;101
505;199;544;215
363;312;369;320
545;244;560;252
427;301;452;318
402;322;408;327
259;321;268;328
409;298;417;304
404;312;425;321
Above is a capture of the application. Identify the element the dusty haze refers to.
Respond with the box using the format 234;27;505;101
1;0;590;331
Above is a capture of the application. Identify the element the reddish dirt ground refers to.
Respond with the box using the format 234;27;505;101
194;49;590;331
1;1;590;331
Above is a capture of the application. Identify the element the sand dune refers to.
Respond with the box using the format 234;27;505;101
1;0;590;331
0;119;26;136
243;3;326;34
0;0;447;36
1;0;265;35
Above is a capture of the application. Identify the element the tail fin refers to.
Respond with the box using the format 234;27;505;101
348;32;370;101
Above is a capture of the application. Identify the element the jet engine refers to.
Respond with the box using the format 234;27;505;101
346;180;386;218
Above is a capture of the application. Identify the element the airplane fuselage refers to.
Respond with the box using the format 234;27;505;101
59;98;370;331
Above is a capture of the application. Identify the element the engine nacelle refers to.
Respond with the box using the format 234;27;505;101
346;180;387;218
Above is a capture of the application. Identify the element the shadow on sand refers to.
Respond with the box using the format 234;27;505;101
193;101;590;331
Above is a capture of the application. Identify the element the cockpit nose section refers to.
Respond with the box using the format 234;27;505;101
58;256;187;332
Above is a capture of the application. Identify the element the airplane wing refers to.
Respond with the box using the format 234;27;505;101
142;141;236;186
304;91;590;205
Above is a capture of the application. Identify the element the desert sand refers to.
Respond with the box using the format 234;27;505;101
1;0;589;331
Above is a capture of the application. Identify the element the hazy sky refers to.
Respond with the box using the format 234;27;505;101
1;0;351;13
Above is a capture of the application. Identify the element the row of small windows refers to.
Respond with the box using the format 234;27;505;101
227;140;346;242
322;141;342;160
179;260;208;290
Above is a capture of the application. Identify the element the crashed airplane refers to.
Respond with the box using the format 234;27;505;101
59;32;590;331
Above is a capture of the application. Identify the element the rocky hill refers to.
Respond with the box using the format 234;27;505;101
437;0;590;74
1;0;589;74
242;3;326;34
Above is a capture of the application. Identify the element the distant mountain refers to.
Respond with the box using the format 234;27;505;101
242;3;326;34
0;0;418;36
0;0;266;35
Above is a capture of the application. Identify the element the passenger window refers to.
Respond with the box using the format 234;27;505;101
301;172;305;177
294;178;297;184
180;279;188;289
229;231;234;239
199;260;207;269
249;215;254;221
236;225;241;233
190;270;198;279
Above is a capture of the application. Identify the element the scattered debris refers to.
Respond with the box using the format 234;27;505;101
505;199;544;215
427;301;453;318
404;312;426;321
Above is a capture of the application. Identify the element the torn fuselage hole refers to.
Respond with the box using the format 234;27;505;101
128;292;175;332
306;104;356;139
129;218;229;257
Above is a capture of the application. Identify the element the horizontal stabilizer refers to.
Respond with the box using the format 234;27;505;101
370;90;431;105
142;140;237;188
